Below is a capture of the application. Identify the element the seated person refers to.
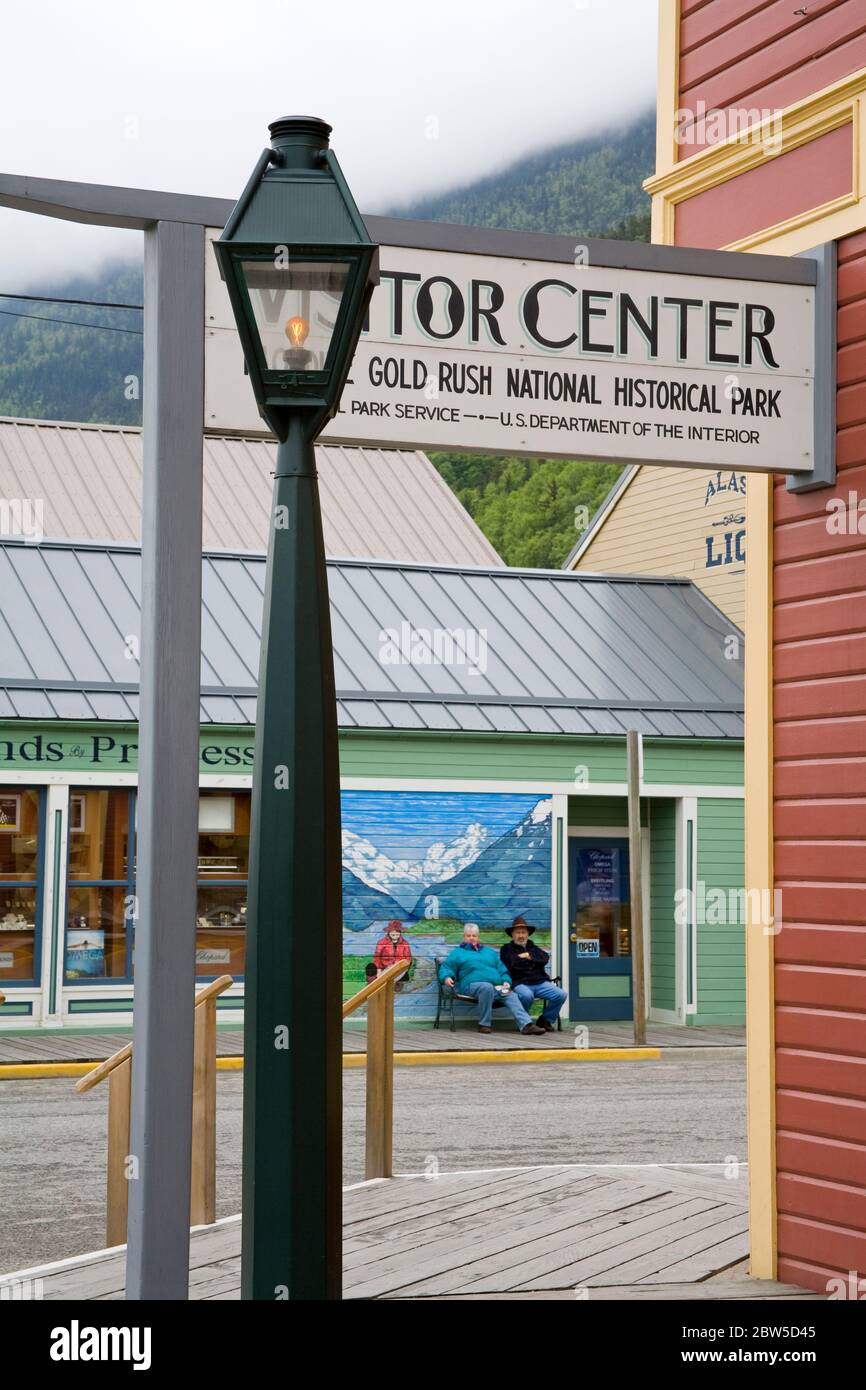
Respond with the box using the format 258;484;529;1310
373;919;413;979
500;915;567;1032
439;922;544;1035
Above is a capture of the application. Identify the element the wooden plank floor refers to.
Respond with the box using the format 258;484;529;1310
0;1021;745;1063
22;1164;818;1301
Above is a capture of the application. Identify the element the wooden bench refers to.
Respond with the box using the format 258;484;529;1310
433;956;563;1032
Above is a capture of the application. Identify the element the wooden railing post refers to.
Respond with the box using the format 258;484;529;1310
106;1056;132;1247
191;994;217;1226
365;976;396;1180
342;958;408;1182
76;975;232;1248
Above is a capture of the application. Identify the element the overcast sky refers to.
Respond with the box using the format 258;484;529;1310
0;0;656;289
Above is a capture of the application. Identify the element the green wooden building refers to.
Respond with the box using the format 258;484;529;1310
0;540;745;1030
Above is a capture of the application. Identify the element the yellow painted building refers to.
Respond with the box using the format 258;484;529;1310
565;464;746;630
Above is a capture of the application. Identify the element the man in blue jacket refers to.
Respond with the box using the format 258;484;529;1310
439;922;545;1035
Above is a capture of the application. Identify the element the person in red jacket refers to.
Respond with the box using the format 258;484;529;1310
372;920;413;981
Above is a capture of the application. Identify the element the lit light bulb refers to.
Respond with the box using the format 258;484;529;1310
285;315;310;348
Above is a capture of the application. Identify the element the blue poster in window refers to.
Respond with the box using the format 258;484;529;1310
65;928;105;979
577;847;620;905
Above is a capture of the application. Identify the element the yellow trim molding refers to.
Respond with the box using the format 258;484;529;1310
649;59;866;1285
647;67;866;255
655;0;681;177
743;473;777;1281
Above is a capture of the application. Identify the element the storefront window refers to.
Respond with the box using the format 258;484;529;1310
196;792;249;977
64;788;250;984
66;789;133;982
0;788;42;983
572;842;632;957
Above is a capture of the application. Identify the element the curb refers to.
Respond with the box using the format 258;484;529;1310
0;1047;660;1079
345;1047;661;1066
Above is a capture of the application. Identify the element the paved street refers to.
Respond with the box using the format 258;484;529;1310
0;1049;745;1274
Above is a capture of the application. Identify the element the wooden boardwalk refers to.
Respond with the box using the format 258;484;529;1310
0;1021;744;1064
19;1164;818;1301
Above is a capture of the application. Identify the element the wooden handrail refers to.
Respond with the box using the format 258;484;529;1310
191;973;234;1008
75;1042;132;1094
342;957;409;1180
342;958;409;1018
76;974;234;1244
75;974;233;1093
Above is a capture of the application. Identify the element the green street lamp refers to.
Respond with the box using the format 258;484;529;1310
214;116;378;1302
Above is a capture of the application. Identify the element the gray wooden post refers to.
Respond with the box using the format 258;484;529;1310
126;219;205;1300
627;730;647;1047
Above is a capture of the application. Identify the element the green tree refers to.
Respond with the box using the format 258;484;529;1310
430;453;622;568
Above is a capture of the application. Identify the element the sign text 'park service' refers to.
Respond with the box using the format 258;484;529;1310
204;232;815;473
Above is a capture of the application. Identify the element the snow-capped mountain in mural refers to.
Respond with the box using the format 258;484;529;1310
341;866;410;933
342;822;490;908
410;799;552;928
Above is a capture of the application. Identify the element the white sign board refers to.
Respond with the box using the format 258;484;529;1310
204;230;815;474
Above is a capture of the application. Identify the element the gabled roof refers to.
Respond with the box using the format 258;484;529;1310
0;416;501;568
563;464;638;570
0;540;743;739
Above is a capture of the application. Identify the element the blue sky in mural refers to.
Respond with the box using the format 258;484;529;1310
341;791;542;862
341;790;552;921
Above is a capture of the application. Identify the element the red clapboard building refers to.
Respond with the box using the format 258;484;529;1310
648;0;866;1294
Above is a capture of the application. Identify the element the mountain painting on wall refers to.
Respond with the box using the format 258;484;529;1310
340;790;553;1018
341;866;410;933
341;790;552;932
410;799;552;929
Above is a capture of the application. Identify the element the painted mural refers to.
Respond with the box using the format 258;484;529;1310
341;790;552;1019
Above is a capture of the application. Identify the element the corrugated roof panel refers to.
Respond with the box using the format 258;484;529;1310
511;705;561;735
407;702;462;731
87;692;138;721
47;690;100;720
335;700;357;728
547;705;604;736
362;700;427;730
474;704;529;733
341;700;392;728
610;580;743;706
0;417;501;566
200;696;247;724
9;688;62;718
236;697;258;724
637;708;687;738
708;711;746;738
0;542;743;740
463;571;608;701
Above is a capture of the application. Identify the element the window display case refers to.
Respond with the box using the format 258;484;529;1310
0;788;41;983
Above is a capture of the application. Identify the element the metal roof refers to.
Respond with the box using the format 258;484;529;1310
0;540;743;739
0;416;501;567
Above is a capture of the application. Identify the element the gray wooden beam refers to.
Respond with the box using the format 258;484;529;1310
787;241;837;493
125;219;205;1300
0;171;818;283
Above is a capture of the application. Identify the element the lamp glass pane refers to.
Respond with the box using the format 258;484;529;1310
240;258;350;372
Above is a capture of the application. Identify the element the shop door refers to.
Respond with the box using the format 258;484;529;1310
567;837;633;1020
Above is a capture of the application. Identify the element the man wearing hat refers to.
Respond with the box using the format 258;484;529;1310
500;915;567;1032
